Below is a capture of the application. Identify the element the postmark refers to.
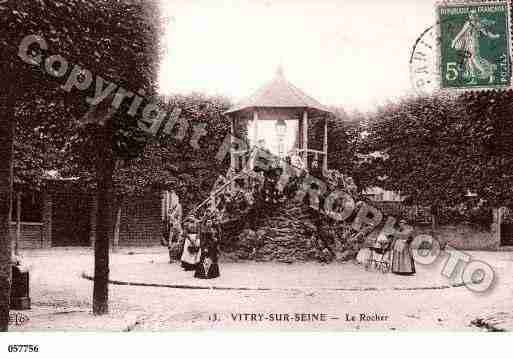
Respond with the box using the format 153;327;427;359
410;24;442;95
437;0;512;89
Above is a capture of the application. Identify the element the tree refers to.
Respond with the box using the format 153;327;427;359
13;99;79;187
352;89;513;231
327;107;363;187
1;0;162;319
114;94;232;213
0;110;14;331
458;90;513;208
359;94;473;226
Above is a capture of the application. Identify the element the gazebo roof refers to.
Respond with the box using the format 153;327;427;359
224;67;331;114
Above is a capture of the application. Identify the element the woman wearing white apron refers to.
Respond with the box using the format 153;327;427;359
181;221;201;271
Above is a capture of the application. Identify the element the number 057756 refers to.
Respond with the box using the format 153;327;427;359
7;345;39;353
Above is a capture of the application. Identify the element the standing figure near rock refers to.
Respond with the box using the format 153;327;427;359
391;220;416;275
167;195;182;244
195;219;220;279
181;220;201;271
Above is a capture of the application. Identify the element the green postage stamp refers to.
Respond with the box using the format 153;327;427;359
438;1;512;89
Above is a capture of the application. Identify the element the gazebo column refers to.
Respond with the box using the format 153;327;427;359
302;110;308;168
248;110;259;171
252;110;259;146
323;116;328;173
229;116;235;170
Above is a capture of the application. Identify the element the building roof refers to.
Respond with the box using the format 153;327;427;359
224;67;331;114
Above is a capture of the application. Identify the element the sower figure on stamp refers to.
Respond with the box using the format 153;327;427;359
451;11;500;84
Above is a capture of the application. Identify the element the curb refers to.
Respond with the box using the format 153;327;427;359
81;272;466;292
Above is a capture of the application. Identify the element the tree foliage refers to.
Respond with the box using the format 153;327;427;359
458;90;513;207
114;94;232;210
2;0;163;184
359;94;472;208
359;90;513;219
326;107;360;180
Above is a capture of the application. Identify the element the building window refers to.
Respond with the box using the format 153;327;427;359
11;190;42;223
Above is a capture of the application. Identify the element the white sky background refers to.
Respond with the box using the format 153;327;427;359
158;0;439;113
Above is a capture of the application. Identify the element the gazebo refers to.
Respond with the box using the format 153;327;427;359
224;67;333;174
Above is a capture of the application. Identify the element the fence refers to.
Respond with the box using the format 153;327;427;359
371;201;432;224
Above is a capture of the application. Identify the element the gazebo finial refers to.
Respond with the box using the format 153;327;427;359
276;65;284;77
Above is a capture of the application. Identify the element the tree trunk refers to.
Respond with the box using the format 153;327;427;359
0;119;14;331
93;122;115;315
15;191;21;257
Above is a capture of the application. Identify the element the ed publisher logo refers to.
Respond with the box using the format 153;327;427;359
9;312;29;326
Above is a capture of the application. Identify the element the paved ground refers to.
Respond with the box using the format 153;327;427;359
83;254;467;291
9;247;513;331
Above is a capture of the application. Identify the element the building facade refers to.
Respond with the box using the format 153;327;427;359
14;179;168;250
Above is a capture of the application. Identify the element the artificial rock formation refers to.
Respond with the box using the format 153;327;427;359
196;167;373;263
221;197;370;263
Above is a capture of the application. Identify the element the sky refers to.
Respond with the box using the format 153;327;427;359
158;0;439;113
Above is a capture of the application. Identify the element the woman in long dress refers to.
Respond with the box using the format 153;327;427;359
168;200;183;243
166;200;183;263
391;220;415;275
180;220;201;271
194;219;220;279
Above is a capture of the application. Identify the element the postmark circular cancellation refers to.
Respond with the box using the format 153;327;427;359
410;0;513;95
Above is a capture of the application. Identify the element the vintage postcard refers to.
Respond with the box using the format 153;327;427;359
1;0;513;350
